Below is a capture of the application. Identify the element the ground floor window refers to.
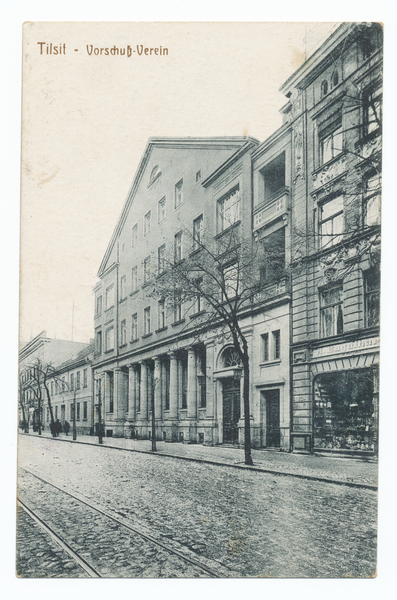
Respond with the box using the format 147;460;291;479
313;368;377;452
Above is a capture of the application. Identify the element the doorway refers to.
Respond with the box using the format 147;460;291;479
222;379;240;444
264;389;280;447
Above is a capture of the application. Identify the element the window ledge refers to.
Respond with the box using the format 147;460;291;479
142;281;152;289
189;247;201;257
119;343;128;349
104;348;115;354
142;332;153;339
119;297;127;304
214;220;241;240
171;319;186;328
104;305;114;313
130;338;139;344
189;310;206;320
312;151;346;177
260;359;281;367
130;290;139;297
155;326;168;334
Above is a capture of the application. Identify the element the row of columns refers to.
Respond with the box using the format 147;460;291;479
97;343;215;429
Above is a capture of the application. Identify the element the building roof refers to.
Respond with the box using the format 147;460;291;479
97;136;259;278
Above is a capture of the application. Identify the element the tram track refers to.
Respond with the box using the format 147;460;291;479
18;467;233;578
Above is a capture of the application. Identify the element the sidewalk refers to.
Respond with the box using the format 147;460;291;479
20;431;378;490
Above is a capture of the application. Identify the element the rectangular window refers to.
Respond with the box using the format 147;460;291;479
319;196;344;248
144;307;151;335
120;275;127;300
194;279;203;313
158;244;166;274
261;228;286;283
263;152;285;202
83;401;88;420
131;313;138;340
196;170;202;182
164;361;170;411
365;269;380;327
144;211;151;236
180;356;188;409
218;187;240;232
174;291;182;322
364;88;382;136
223;263;238;300
158;299;166;330
120;319;127;345
273;330;281;360
83;369;88;388
70;374;74;391
62;376;66;392
364;173;381;227
131;266;138;292
105;327;115;351
132;223;138;247
143;256;151;283
158;196;166;223
96;330;102;354
105;284;114;310
175;179;184;208
76;403;80;421
198;351;206;408
96;295;102;316
174;231;183;263
320;124;343;164
76;371;81;390
320;287;344;338
262;333;269;362
193;215;203;250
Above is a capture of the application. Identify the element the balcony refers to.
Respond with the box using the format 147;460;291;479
253;187;289;233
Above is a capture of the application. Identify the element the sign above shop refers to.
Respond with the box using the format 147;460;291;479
312;337;380;359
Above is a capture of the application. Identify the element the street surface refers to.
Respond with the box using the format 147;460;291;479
17;435;377;578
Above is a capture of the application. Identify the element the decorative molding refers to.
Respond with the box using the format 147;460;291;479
292;116;304;183
312;154;347;191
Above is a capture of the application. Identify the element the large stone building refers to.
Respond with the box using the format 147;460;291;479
92;22;382;455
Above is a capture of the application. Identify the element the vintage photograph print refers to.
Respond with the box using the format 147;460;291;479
18;22;381;578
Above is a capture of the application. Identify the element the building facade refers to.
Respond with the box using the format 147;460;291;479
92;22;381;456
280;22;382;455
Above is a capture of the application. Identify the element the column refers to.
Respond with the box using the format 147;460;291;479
113;368;126;421
103;372;109;413
187;347;197;419
154;357;162;421
204;342;214;418
127;364;136;421
140;361;148;420
168;352;178;420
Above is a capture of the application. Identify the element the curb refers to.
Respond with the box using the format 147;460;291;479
20;433;378;492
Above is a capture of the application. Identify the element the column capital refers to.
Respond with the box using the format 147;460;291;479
154;356;161;365
113;367;123;373
168;351;177;359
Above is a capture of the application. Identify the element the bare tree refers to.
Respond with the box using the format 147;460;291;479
150;213;278;466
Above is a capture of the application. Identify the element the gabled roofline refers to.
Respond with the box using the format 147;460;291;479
280;22;359;96
97;136;259;278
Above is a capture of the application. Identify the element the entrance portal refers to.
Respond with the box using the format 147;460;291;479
264;389;280;447
222;379;240;444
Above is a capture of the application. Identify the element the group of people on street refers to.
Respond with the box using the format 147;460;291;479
50;419;70;437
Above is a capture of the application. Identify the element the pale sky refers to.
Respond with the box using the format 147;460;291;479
20;21;339;344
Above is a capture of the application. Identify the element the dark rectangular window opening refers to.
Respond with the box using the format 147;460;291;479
263;152;285;202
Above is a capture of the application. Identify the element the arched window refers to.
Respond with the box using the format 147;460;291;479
222;347;242;368
149;165;161;184
321;80;328;97
331;71;339;88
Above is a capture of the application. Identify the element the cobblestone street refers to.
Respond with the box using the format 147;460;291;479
17;435;377;578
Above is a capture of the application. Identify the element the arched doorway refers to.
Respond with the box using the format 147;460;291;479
220;348;242;444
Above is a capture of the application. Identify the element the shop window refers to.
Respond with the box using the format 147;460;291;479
218;186;240;232
365;269;380;327
120;319;127;345
175;179;184;209
320;286;344;337
319;196;344;248
120;275;127;300
131;313;138;341
262;153;285;203
260;228;286;282
158;196;166;223
144;307;151;335
363;172;381;226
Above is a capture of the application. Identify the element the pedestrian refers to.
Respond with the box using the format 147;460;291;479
63;420;70;436
55;419;62;437
50;420;56;437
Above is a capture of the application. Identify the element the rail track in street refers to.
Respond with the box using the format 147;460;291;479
18;467;235;578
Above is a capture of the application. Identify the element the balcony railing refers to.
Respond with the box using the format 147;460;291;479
253;187;289;232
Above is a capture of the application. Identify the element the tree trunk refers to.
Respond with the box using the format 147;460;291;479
242;352;253;466
44;383;55;424
151;388;157;452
